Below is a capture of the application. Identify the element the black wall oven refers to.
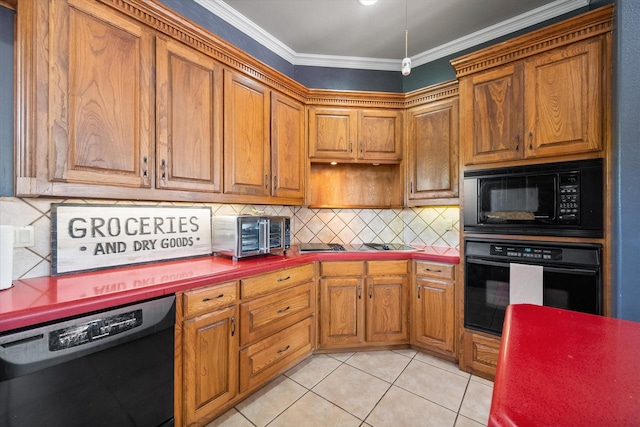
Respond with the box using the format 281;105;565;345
0;295;175;427
464;238;602;336
463;158;603;237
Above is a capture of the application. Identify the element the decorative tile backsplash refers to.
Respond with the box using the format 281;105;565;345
0;197;459;280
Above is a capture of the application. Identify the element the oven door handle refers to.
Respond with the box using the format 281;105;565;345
465;258;509;268
543;266;598;275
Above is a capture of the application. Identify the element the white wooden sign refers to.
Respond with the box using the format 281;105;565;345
52;204;212;275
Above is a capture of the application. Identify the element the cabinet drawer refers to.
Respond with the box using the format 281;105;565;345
241;264;315;300
320;261;365;277
240;282;315;346
415;261;455;281
367;260;409;276
182;281;237;318
239;317;314;392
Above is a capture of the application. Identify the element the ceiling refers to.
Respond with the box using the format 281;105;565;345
194;0;590;71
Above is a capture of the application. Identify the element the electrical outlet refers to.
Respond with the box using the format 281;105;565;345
13;226;35;248
444;219;453;231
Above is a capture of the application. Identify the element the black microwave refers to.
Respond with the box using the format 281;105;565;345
463;158;603;237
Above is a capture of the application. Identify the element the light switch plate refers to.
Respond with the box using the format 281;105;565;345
13;226;34;248
444;219;453;231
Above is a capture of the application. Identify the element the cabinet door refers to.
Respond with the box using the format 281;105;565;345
49;0;153;187
271;92;305;199
461;63;524;165
524;38;603;158
358;110;403;161
156;37;223;192
413;277;455;355
308;108;358;160
365;275;409;343
407;99;459;203
224;71;271;195
319;277;365;348
183;306;238;426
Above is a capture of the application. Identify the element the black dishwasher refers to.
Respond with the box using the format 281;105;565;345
0;295;175;427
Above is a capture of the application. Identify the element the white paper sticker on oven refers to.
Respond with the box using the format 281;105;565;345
52;204;212;275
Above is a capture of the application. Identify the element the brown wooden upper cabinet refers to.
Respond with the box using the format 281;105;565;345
156;37;223;193
223;71;305;202
308;107;403;163
406;97;459;205
459;37;605;166
270;93;306;200
224;71;272;196
30;0;155;192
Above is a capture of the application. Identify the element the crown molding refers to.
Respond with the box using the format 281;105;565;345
195;0;589;71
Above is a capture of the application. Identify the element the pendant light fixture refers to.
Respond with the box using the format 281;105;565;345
401;0;411;76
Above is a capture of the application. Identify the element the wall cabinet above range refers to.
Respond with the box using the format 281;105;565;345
308;107;403;164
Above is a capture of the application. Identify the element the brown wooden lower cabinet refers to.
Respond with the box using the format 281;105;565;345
461;329;501;380
177;259;461;426
239;317;315;392
177;268;316;427
318;260;409;349
182;305;238;427
411;261;456;358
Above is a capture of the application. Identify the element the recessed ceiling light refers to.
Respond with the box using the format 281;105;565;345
359;0;378;5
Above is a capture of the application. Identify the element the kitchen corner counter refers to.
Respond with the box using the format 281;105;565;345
0;246;458;332
489;304;640;426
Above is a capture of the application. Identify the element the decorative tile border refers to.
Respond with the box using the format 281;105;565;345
0;197;459;280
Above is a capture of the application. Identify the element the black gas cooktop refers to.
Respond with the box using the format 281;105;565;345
298;243;416;252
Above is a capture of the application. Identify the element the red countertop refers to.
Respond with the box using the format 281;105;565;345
0;245;458;332
489;304;640;426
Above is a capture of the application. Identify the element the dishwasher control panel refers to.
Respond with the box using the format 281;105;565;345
49;309;142;351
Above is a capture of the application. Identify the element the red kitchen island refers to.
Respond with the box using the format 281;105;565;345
489;304;640;426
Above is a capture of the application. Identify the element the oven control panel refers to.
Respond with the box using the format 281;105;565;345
490;244;563;261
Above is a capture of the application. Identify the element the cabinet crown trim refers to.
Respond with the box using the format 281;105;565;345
450;4;613;78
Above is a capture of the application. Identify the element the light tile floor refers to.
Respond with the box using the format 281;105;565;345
206;349;493;427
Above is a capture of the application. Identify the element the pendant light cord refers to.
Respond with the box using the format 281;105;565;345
404;0;408;58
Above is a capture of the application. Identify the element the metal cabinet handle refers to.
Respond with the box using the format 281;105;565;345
515;134;520;152
231;315;236;337
277;345;290;354
528;131;533;150
410;181;413;194
359;140;363;154
350;141;353;153
265;174;269;189
277;306;290;314
369;284;373;299
202;294;224;302
417;284;421;298
142;156;148;178
425;268;442;273
357;284;362;299
160;159;166;180
273;175;278;190
277;275;291;282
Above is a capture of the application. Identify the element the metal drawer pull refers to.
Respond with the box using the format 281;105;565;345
277;306;291;314
277;276;291;282
529;131;533;150
425;268;442;273
231;316;236;337
358;284;362;299
417;284;421;298
202;294;224;302
369;284;373;298
277;345;290;354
